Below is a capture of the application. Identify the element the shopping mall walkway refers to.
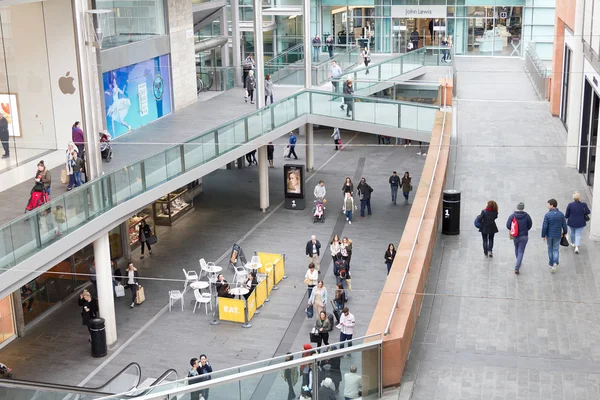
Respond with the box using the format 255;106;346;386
401;58;600;399
0;86;300;226
0;129;427;388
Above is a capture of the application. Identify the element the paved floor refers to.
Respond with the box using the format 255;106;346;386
0;86;300;226
401;58;600;399
0;128;427;395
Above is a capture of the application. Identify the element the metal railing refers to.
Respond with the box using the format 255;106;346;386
196;66;235;92
384;72;452;335
265;43;304;67
524;42;550;100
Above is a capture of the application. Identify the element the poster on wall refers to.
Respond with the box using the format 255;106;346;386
0;94;21;137
284;164;305;210
103;54;172;139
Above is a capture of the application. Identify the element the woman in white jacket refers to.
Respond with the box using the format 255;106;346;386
331;127;341;150
342;192;357;224
65;141;78;191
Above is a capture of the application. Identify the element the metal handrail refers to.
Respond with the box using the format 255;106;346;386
265;43;304;66
525;42;549;78
124;368;178;398
0;362;142;396
101;340;383;400
384;79;451;335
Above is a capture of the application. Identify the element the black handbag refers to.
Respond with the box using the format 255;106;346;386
584;213;590;222
560;235;569;247
146;235;157;245
309;328;320;343
305;304;314;318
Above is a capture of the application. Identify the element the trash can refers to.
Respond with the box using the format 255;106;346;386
89;317;107;358
442;190;460;235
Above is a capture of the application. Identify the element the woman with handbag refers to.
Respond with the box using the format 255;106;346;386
138;220;153;259
125;263;140;308
304;263;318;298
478;200;499;258
308;280;328;319
565;191;591;254
401;171;412;204
341;237;352;271
330;235;341;263
78;290;98;342
362;47;371;74
332;283;346;322
314;310;331;348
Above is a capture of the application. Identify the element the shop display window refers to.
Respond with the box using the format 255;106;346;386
153;187;194;226
0;295;16;345
129;208;154;250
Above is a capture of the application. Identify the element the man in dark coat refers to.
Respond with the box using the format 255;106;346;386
357;178;373;218
0;114;9;158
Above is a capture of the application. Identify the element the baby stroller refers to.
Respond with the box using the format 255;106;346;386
25;184;49;212
313;198;325;223
100;131;113;162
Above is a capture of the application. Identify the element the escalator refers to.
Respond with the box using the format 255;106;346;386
0;362;178;400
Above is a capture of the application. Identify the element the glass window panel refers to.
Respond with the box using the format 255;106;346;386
202;133;217;160
417;107;437;131
0;224;15;272
375;102;400;127
128;162;144;197
183;139;205;170
165;146;182;179
63;187;90;234
111;166;132;205
354;98;376;124
218;125;236;153
400;103;419;129
143;152;168;189
247;113;264;140
592;0;600;52
531;7;554;24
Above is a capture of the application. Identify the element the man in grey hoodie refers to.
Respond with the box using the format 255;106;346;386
506;202;533;275
187;358;201;400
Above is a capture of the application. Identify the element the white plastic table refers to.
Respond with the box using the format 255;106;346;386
229;287;249;298
190;281;209;290
244;263;261;273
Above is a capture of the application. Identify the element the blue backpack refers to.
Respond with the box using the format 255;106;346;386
474;211;483;229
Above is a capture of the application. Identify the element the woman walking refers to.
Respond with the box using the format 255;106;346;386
314;310;331;348
300;344;315;388
362;47;371;74
65;142;78;191
331;127;341;151
78;290;98;342
308;280;328;317
304;263;318;298
332;283;347;322
565;191;591;254
384;243;396;275
330;235;341;263
341;177;353;196
281;353;298;400
264;74;274;106
138;220;153;259
34;160;51;197
401;171;412;204
245;70;256;104
478;200;499;257
341;237;352;271
125;262;140;308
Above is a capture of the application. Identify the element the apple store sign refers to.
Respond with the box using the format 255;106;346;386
391;5;447;19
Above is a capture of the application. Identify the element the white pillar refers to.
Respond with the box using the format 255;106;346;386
220;8;230;67
253;0;265;109
565;0;585;168
306;123;314;171
303;0;312;88
232;0;242;86
273;28;278;58
590;135;600;240
258;146;269;211
93;235;117;346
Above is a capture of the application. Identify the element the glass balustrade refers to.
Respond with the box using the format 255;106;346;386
0;90;437;277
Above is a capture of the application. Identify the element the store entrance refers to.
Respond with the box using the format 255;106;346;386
579;79;600;188
392;18;446;53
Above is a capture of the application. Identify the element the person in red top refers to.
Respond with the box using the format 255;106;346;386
300;344;315;389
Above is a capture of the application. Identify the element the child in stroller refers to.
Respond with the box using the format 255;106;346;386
313;198;325;223
100;131;113;162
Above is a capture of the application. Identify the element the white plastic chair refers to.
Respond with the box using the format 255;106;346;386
233;265;248;285
251;255;261;265
169;290;184;312
183;269;199;292
199;258;216;279
193;288;212;314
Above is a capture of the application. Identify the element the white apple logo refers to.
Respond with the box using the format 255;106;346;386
58;71;76;95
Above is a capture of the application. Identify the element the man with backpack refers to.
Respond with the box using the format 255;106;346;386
357;178;373;218
506;202;533;275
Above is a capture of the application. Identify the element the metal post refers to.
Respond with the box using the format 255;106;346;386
232;0;242;86
253;0;265;109
303;0;312;88
242;297;252;328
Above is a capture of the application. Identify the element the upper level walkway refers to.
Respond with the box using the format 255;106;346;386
0;53;448;299
400;58;600;399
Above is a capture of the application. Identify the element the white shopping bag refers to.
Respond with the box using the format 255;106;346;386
283;145;290;158
115;284;125;298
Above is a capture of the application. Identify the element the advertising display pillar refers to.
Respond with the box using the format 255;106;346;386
284;164;306;210
258;146;270;212
93;234;117;346
305;123;314;172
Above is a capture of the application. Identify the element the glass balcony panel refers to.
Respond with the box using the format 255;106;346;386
143;152;168;189
165;146;183;179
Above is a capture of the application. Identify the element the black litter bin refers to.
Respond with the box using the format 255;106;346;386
442;190;461;235
89;317;107;358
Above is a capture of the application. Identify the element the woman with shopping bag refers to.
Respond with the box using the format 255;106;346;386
125;263;142;308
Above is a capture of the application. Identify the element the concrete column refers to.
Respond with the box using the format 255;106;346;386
303;0;312;88
253;0;265;109
565;0;585;168
93;234;117;346
231;0;242;86
305;123;314;172
220;8;230;67
258;146;270;212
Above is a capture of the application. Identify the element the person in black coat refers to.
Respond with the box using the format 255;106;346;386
357;178;373;217
244;272;258;299
478;200;499;257
78;290;98;341
305;235;322;271
197;354;213;399
125;262;140;308
0;114;9;158
138;220;152;259
267;142;275;168
216;274;234;298
384;243;396;275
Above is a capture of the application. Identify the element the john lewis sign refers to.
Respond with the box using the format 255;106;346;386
391;5;447;19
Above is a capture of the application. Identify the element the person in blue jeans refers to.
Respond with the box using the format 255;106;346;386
286;132;298;160
565;191;590;254
356;178;373;218
541;198;568;273
389;171;400;205
506;202;533;275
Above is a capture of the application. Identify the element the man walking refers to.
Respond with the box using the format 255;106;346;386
0;113;9;158
286;132;298;160
338;307;355;349
330;61;343;94
342;78;354;118
312;35;322;62
389;171;400;205
357;178;373;218
506;202;533;275
305;235;321;272
541;199;568;273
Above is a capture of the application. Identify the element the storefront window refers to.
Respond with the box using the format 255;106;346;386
0;295;16;346
96;0;167;50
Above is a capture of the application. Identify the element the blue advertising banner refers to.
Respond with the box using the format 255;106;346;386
103;54;172;138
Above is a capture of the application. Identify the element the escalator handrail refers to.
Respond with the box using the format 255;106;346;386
0;362;142;396
121;368;179;398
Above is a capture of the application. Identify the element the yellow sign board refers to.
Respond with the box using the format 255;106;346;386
256;278;267;308
257;252;282;275
247;291;257;320
218;297;246;323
